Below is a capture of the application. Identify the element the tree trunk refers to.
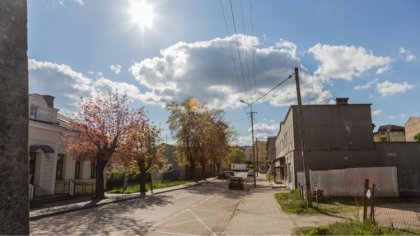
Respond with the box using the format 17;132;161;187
201;164;206;179
138;159;147;197
189;161;195;180
95;157;106;199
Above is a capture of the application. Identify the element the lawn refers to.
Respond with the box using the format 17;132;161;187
274;190;359;216
108;180;192;194
296;221;420;235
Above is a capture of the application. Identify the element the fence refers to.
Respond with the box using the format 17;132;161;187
297;166;399;197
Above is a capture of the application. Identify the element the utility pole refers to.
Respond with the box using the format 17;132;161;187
294;67;312;207
249;108;257;187
256;138;259;177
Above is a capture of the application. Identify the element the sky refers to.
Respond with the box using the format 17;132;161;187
28;0;420;145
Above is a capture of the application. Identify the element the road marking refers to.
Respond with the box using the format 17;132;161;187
151;209;188;228
153;230;195;235
163;213;230;227
187;209;216;236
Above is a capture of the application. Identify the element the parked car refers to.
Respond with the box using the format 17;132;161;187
218;171;231;179
228;171;235;176
247;171;255;178
228;176;244;190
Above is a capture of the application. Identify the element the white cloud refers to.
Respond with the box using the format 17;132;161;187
376;64;391;75
388;115;395;120
399;47;416;62
110;64;122;74
376;81;414;96
251;122;278;135
354;79;379;90
372;109;382;116
309;44;392;81
129;35;331;108
73;0;84;6
29;59;146;114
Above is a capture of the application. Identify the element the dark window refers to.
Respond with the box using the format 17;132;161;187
29;152;36;184
29;106;37;120
56;154;64;180
90;161;96;179
75;160;81;179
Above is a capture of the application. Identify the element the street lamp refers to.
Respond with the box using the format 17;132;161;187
240;100;257;187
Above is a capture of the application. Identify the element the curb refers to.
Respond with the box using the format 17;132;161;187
30;178;216;221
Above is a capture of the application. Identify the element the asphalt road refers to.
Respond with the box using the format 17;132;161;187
30;172;252;235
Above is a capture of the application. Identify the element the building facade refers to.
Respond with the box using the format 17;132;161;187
274;98;420;196
405;117;420;142
254;140;268;171
29;94;95;197
373;125;406;142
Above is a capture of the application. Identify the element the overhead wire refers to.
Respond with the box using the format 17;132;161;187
229;0;250;101
250;74;293;105
219;0;245;95
249;0;257;98
239;0;253;97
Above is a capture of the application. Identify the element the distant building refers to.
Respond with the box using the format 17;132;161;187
405;117;420;142
29;94;95;198
373;125;406;142
254;140;268;170
241;146;253;162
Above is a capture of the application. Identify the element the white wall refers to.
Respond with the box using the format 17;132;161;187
297;166;399;197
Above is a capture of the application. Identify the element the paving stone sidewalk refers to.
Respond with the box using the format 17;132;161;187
222;175;341;235
30;178;216;220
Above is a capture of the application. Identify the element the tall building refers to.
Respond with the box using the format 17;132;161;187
405;117;420;142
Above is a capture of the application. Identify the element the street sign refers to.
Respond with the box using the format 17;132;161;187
366;189;371;199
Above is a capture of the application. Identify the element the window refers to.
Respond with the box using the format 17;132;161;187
29;106;37;120
56;154;64;180
90;161;96;178
75;160;81;179
29;152;36;184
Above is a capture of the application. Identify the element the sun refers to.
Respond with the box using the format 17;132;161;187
128;0;155;30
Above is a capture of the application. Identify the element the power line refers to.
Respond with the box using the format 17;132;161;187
229;0;250;101
250;74;293;105
239;0;253;97
249;0;257;97
219;0;244;95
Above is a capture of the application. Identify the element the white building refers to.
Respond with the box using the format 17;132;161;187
29;94;95;197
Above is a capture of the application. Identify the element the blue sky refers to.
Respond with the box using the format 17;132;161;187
28;0;420;145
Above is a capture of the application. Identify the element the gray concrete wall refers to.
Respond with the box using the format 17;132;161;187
375;143;420;196
0;0;29;234
298;105;375;151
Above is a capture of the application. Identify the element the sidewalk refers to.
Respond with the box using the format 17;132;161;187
223;174;340;235
30;177;216;221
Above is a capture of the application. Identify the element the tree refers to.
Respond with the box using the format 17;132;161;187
167;98;231;179
63;92;145;199
116;122;165;196
227;147;247;164
415;133;420;143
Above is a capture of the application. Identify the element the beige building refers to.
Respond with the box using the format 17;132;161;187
373;125;406;142
29;94;95;198
254;141;268;170
405;117;420;142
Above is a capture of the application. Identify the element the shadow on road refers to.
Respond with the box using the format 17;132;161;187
31;195;174;235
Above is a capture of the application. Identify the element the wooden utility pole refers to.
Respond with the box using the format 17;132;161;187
256;138;259;177
294;67;312;207
249;108;257;187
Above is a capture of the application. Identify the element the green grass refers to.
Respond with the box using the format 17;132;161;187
107;180;192;194
296;221;419;235
275;190;360;216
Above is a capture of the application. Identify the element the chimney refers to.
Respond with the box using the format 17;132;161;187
43;95;55;108
336;97;349;105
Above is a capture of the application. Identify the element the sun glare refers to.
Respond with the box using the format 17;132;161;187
129;0;155;30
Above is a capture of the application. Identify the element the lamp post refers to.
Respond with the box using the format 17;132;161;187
240;100;257;187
